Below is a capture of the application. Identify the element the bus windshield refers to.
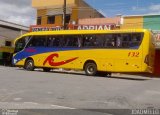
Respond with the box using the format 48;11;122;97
14;36;30;53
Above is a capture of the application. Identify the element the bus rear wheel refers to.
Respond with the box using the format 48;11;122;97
84;62;97;76
24;59;35;71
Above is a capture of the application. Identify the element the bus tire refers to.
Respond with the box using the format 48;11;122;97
24;59;35;71
84;62;97;76
43;68;51;72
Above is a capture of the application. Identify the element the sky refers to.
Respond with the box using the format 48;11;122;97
85;0;160;17
0;0;36;26
0;0;160;26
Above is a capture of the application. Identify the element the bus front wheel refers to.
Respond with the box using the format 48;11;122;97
84;62;97;76
24;59;35;71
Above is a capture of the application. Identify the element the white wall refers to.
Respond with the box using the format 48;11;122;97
0;39;5;47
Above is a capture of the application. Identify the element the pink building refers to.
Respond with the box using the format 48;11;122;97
77;16;121;30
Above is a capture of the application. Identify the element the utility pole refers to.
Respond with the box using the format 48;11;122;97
63;0;66;30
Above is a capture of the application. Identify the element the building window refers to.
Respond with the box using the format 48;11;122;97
47;16;55;24
5;41;11;46
37;17;41;25
65;14;71;24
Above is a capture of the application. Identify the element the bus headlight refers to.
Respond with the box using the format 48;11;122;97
14;59;18;64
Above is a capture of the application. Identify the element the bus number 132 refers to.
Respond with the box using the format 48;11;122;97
128;52;140;57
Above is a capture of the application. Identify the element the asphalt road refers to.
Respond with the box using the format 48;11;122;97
0;66;160;114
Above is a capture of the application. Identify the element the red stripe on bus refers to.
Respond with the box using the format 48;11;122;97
43;53;78;66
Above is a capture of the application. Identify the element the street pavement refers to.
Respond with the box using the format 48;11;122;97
0;66;160;114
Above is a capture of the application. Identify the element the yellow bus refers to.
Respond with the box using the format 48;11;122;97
12;29;155;76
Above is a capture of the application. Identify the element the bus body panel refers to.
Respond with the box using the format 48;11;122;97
15;48;144;72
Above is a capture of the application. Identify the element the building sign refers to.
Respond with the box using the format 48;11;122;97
30;24;117;32
76;24;116;30
30;25;63;32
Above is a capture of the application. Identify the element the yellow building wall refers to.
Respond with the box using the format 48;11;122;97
37;9;47;25
121;16;143;29
55;15;63;25
32;0;76;8
37;9;47;17
37;8;78;25
33;0;103;26
71;7;78;22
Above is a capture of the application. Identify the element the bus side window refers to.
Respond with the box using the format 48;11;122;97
77;35;82;47
83;35;90;47
28;37;36;47
73;36;81;47
121;34;131;48
95;34;105;47
47;36;60;47
116;34;122;47
130;33;143;48
37;36;47;47
27;36;47;47
83;35;98;47
63;35;79;47
104;34;115;48
47;37;54;47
